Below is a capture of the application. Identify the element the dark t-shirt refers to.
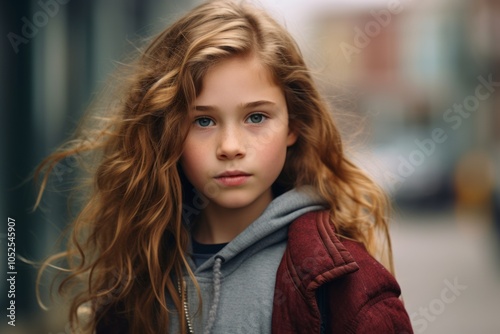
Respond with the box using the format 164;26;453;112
191;238;227;267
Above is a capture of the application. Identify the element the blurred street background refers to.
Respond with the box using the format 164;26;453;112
1;0;499;333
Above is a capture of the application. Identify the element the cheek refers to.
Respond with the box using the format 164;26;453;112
180;140;203;178
253;136;289;169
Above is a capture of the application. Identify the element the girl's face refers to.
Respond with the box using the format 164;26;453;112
180;54;297;212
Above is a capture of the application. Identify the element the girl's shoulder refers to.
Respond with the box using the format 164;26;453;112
275;209;413;333
284;208;402;297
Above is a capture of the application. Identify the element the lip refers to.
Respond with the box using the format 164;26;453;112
215;170;251;178
214;170;252;186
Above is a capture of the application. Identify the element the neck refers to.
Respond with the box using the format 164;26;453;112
192;191;273;244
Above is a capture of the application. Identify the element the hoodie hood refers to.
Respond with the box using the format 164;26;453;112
191;186;326;275
174;186;327;334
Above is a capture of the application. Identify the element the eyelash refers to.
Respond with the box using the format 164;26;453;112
247;113;267;124
194;117;214;127
193;113;268;127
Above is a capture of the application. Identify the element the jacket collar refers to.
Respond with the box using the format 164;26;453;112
285;210;360;296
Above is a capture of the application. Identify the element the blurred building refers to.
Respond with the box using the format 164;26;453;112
305;0;499;213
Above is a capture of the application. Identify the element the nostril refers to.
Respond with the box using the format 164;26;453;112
216;137;246;160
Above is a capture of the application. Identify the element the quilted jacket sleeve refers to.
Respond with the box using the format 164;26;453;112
351;294;413;333
327;238;413;333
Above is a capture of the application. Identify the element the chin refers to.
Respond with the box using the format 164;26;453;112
210;192;260;209
213;198;255;210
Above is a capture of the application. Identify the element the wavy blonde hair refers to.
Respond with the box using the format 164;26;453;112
35;0;392;333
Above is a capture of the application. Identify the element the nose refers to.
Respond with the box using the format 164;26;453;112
216;126;246;160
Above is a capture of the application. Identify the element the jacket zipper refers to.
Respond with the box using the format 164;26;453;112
177;279;194;334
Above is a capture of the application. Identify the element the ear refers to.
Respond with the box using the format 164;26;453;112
286;129;298;147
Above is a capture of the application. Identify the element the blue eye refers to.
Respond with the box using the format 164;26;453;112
247;113;266;124
194;117;214;127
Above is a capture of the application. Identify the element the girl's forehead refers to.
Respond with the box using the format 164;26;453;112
205;54;267;76
199;54;277;89
192;55;285;111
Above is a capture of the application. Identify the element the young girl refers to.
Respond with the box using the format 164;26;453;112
36;0;413;333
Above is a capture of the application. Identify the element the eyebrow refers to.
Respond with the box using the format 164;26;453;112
193;100;276;112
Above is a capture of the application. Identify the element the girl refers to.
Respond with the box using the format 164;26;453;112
36;0;413;333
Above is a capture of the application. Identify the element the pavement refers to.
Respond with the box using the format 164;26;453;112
392;208;500;334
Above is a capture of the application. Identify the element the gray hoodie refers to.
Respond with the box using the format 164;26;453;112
168;186;326;334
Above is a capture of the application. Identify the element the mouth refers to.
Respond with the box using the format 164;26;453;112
215;170;251;178
214;170;252;186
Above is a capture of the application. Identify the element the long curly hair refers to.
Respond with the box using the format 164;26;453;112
35;1;392;333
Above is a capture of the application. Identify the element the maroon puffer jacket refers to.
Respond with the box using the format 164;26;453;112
272;210;413;333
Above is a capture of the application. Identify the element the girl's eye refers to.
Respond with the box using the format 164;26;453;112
247;113;266;124
194;117;214;127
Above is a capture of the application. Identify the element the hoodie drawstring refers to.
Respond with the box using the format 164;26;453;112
203;255;224;334
179;255;225;334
